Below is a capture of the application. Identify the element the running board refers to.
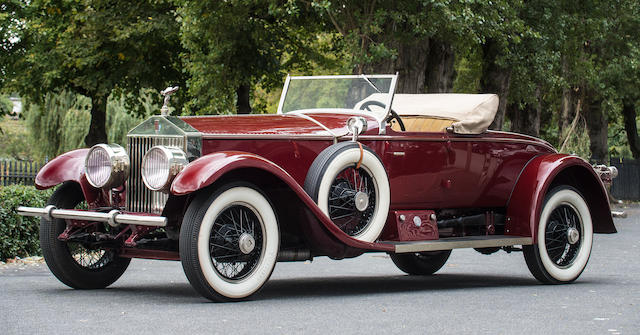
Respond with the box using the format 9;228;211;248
382;235;533;253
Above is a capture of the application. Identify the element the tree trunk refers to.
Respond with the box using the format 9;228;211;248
84;95;108;147
425;39;455;93
558;59;577;140
508;86;542;137
584;93;608;163
559;87;576;144
236;84;251;114
480;39;511;131
622;102;640;159
367;38;430;94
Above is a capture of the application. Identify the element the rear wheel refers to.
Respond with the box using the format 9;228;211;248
40;182;130;289
180;182;279;302
390;250;451;275
523;186;593;284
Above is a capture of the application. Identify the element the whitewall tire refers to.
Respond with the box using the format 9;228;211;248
180;183;280;302
523;186;593;284
304;142;390;243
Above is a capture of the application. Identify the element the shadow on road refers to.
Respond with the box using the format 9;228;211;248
260;273;543;300
37;272;596;303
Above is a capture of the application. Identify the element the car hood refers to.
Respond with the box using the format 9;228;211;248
180;113;378;138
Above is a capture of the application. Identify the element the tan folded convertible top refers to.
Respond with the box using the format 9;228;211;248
357;93;499;134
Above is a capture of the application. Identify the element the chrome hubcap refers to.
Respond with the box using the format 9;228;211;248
567;227;580;245
354;192;369;212
238;233;256;254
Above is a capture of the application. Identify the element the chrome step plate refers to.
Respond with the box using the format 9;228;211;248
383;235;533;253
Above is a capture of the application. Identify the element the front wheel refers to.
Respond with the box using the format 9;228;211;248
390;250;451;275
523;186;593;284
180;182;280;302
40;182;130;289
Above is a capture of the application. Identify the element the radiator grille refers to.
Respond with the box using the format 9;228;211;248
126;136;184;214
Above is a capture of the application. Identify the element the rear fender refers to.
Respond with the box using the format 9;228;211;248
34;149;102;205
170;151;393;255
506;154;616;242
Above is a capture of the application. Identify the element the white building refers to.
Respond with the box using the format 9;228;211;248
9;97;22;118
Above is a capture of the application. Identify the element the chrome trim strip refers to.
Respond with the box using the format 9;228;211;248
288;112;341;142
356;135;556;150
17;206;167;227
200;134;336;140
388;235;533;253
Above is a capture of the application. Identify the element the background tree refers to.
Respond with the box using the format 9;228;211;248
178;0;323;115
3;0;184;146
310;0;524;97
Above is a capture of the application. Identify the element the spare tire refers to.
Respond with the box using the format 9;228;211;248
304;141;390;242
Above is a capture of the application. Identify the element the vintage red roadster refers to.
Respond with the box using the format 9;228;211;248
18;74;617;302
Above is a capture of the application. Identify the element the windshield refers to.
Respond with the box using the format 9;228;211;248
278;75;397;118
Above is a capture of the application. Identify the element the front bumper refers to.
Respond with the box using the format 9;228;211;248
17;206;167;227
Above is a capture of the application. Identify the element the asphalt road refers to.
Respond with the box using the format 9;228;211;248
1;207;638;335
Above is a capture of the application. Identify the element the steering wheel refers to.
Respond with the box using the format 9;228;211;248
359;100;406;131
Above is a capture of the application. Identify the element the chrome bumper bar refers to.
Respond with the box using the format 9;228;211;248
16;206;167;227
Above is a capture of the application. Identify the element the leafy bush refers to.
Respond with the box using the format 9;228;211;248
0;185;53;260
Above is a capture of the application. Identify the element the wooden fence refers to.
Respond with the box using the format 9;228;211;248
610;158;640;201
0;160;43;186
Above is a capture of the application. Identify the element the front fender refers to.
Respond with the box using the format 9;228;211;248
505;154;615;242
170;151;394;253
34;148;101;204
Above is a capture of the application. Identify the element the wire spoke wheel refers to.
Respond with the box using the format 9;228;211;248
64;200;115;270
209;204;264;281
67;242;114;269
328;166;377;236
523;186;593;284
180;183;279;302
545;205;582;267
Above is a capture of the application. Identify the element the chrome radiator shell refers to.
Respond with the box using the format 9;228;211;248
125;116;201;214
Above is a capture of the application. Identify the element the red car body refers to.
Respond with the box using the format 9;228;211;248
20;75;616;301
33;112;615;258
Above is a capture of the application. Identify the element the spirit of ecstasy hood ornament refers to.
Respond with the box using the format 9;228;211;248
160;86;179;116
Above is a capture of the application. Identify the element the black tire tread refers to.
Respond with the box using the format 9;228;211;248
40;182;130;289
390;250;452;275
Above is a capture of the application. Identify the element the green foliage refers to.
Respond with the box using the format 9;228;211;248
3;0;184;145
106;92;155;145
0;185;53;260
25;90;154;159
178;0;325;115
25;91;90;159
0;96;12;118
0;116;38;160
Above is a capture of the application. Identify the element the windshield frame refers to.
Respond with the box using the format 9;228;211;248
276;74;398;134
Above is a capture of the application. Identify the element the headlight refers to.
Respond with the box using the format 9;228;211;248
85;144;130;188
141;146;188;192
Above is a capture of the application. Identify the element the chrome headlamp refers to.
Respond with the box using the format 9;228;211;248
141;146;188;192
85;144;130;189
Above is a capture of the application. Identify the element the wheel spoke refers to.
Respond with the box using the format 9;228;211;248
208;204;263;281
545;204;582;267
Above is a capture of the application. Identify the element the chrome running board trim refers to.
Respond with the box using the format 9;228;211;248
383;235;533;253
